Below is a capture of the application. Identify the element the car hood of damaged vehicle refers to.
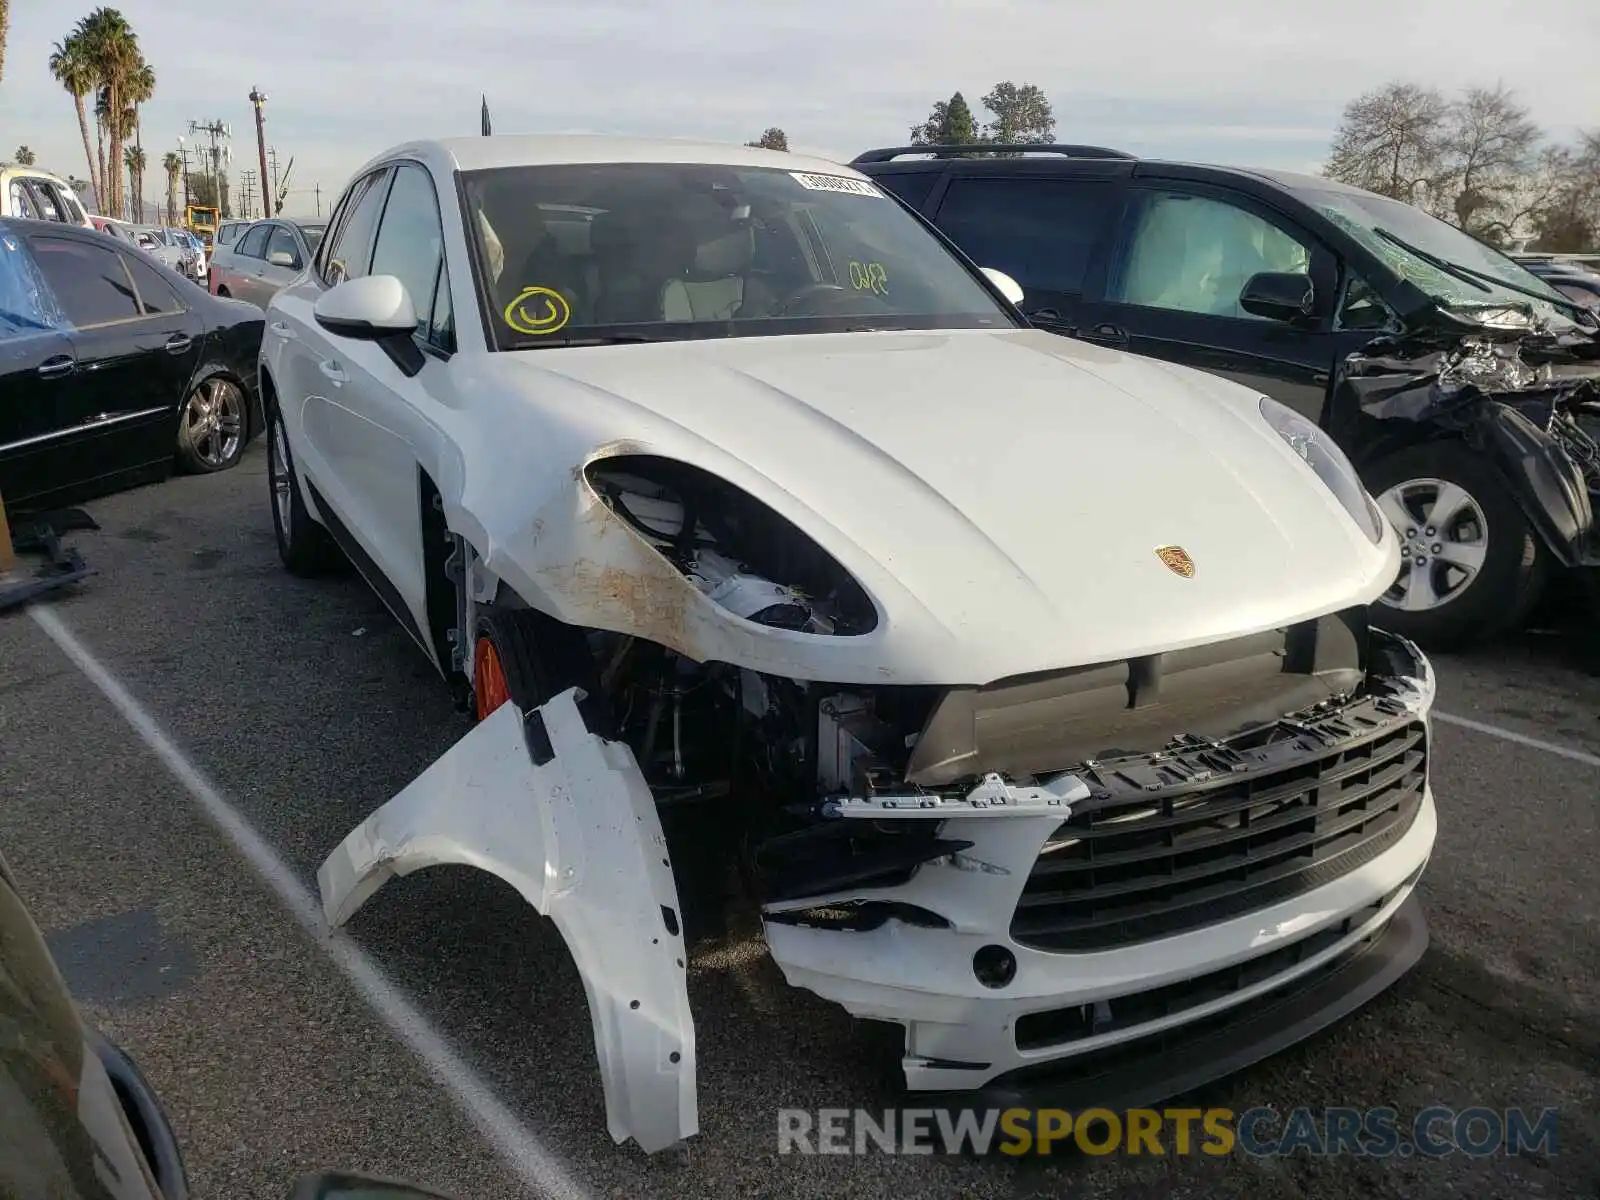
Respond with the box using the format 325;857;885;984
435;325;1400;685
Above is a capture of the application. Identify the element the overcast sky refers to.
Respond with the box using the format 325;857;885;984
5;0;1598;217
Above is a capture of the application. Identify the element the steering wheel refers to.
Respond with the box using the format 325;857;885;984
773;282;850;316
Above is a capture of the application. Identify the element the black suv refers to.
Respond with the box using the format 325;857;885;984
854;144;1600;648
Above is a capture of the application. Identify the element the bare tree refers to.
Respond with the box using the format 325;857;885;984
1438;84;1539;234
1324;82;1447;203
1528;132;1600;251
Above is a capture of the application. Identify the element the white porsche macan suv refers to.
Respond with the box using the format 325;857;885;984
259;135;1438;1154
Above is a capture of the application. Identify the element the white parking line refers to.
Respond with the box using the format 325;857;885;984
1434;710;1600;769
28;606;593;1200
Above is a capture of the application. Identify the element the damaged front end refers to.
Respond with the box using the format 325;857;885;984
1329;311;1600;568
757;622;1436;1108
317;690;697;1154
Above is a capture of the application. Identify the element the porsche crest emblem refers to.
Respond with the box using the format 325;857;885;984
1155;545;1196;578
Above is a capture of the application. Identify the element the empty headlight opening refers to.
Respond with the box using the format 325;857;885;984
585;454;879;635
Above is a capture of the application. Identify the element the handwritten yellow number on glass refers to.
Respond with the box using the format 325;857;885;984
847;261;888;297
503;286;572;336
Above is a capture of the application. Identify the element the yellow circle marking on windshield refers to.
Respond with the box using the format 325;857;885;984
503;286;571;336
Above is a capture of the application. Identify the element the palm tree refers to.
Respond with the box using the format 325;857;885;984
49;36;102;211
75;8;140;219
124;145;145;223
163;150;181;226
125;56;154;214
13;146;34;166
94;87;110;210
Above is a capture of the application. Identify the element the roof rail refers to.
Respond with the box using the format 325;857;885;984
851;144;1136;164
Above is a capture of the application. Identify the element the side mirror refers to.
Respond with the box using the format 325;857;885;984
290;1173;456;1200
269;250;298;269
980;266;1025;307
314;275;418;340
1239;271;1315;323
313;275;426;377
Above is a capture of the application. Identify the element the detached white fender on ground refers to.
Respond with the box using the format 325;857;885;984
316;688;698;1154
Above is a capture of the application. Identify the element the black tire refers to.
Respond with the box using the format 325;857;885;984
215;285;230;297
1364;439;1547;650
471;605;613;734
175;375;248;474
265;398;342;576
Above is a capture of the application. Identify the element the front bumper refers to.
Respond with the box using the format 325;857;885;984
763;630;1437;1104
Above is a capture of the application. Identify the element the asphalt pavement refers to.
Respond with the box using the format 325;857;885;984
1;444;1596;1200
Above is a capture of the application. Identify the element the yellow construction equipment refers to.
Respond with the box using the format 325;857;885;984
184;204;220;249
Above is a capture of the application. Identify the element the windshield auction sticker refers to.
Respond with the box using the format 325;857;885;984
503;286;572;336
790;172;884;198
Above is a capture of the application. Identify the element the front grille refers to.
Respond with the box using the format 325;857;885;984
1015;871;1418;1051
1011;697;1427;952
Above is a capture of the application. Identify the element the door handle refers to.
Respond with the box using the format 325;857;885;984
37;355;76;379
269;321;296;340
1089;323;1129;346
165;333;193;354
319;360;347;384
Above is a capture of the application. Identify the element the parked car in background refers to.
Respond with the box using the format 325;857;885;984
0;218;265;511
854;144;1600;648
1514;257;1600;310
209;217;324;308
90;214;143;247
134;224;187;273
1;165;94;227
213;217;252;253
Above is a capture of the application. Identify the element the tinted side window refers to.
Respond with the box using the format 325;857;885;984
368;164;444;338
22;181;63;221
29;237;141;326
216;223;243;246
235;225;270;258
122;252;183;314
934;178;1119;299
322;170;392;286
8;179;40;219
875;171;940;212
266;225;302;268
1108;190;1313;320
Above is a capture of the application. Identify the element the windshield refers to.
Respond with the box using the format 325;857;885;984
462;163;1015;349
1307;188;1574;320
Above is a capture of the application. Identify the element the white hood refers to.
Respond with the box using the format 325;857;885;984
449;327;1398;685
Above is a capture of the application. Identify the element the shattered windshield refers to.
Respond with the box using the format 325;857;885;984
462;162;1017;349
1310;188;1574;323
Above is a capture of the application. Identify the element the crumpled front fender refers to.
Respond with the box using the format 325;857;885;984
316;689;698;1153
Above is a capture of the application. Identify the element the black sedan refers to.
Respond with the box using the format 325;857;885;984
0;217;264;513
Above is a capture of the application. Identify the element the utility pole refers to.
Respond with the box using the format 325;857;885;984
249;86;272;224
187;119;228;208
268;146;281;206
314;182;321;216
178;139;190;209
239;169;257;218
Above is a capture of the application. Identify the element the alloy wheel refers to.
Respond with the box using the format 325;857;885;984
1376;476;1489;611
184;378;244;467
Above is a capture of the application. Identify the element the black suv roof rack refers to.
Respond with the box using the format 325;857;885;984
851;143;1136;164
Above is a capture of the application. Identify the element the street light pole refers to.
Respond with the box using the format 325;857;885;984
249;86;273;221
